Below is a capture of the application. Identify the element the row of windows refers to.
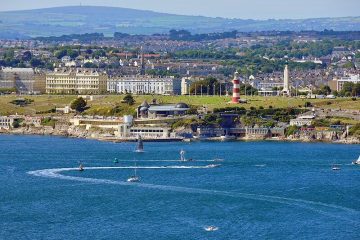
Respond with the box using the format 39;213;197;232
130;129;164;133
47;81;99;84
46;86;99;89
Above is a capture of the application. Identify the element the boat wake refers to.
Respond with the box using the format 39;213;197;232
27;166;360;224
115;159;221;162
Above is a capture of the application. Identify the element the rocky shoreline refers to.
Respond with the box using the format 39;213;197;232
1;124;359;144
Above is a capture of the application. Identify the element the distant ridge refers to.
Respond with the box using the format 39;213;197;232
0;6;359;39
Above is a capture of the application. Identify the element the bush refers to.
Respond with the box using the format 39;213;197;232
41;117;57;128
285;125;299;136
12;118;23;128
304;102;312;107
123;94;135;105
70;97;87;112
10;98;34;106
348;123;360;138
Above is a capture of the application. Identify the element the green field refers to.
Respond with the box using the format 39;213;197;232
0;95;359;116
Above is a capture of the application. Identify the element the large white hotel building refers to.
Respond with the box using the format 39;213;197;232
107;75;181;95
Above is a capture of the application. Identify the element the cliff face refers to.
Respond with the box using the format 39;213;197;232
287;131;360;144
1;123;108;139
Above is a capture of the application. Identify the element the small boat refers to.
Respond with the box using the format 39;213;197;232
78;163;84;171
204;226;218;232
127;175;140;182
213;158;224;162
220;132;236;141
332;164;341;171
135;135;144;153
206;164;221;168
113;158;119;164
352;155;360;165
127;161;140;182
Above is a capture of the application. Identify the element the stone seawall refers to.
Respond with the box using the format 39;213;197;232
1;125;359;144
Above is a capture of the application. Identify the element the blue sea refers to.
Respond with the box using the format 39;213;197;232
0;135;359;240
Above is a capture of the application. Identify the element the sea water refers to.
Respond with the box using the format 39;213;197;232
0;135;359;239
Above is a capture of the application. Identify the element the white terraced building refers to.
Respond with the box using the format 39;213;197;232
46;68;108;94
107;75;181;95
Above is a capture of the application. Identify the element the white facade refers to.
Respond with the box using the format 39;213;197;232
46;68;108;94
290;118;313;127
117;124;170;138
337;74;360;91
108;76;181;95
282;65;290;96
0;116;15;129
180;76;205;95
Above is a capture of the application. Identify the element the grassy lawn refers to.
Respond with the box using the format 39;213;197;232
0;94;359;116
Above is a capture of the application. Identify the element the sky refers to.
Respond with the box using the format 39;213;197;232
1;0;359;19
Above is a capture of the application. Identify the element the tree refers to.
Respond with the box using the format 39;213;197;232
22;51;32;61
123;93;135;105
83;62;98;68
30;58;44;68
55;49;68;59
70;97;87;112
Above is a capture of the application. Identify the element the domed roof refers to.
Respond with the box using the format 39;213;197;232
140;100;150;108
140;106;148;112
175;102;189;109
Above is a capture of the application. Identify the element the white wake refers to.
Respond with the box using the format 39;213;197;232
27;166;360;224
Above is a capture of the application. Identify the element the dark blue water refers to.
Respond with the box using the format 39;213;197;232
0;135;359;240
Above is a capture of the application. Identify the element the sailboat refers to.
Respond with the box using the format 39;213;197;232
127;161;140;182
135;135;144;153
180;149;193;162
352;155;360;165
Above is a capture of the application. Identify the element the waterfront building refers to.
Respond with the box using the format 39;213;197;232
290;115;315;127
117;125;171;139
70;116;123;130
0;116;15;129
46;68;108;94
290;118;313;127
137;101;190;119
0;115;23;129
0;67;45;94
196;126;285;138
116;115;171;138
24;116;43;127
108;75;181;95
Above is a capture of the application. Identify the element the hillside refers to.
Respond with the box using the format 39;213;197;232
0;6;359;38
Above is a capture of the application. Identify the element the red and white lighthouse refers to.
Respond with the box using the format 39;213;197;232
231;72;240;103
